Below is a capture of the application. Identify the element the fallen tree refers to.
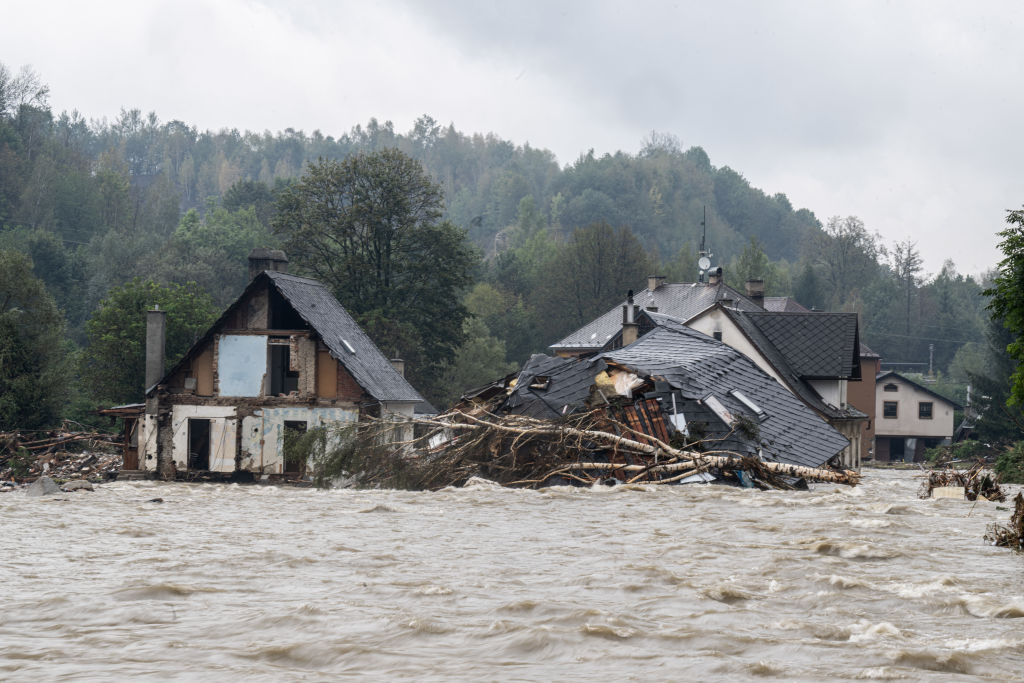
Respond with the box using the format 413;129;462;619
304;408;861;491
986;492;1024;550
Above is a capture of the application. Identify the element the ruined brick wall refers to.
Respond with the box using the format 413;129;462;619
337;363;367;402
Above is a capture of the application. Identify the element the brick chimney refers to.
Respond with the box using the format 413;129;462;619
707;266;723;286
621;290;639;347
248;248;289;280
745;279;765;309
647;275;665;292
145;306;166;392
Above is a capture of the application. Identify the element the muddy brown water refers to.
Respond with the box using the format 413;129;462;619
2;470;1023;681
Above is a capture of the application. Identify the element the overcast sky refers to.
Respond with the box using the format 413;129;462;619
4;0;1021;275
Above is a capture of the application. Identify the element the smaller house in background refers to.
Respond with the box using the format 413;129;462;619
874;370;961;462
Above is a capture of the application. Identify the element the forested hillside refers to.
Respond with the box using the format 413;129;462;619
0;62;991;419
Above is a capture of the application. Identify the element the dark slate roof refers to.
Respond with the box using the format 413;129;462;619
265;272;424;403
763;296;810;313
601;316;849;468
736;311;860;379
876;371;963;409
550;282;762;351
721;309;865;421
507;314;849;469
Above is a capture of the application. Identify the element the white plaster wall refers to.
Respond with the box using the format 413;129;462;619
383;401;418;444
170;405;237;472
808;379;844;409
875;378;955;439
240;406;358;474
141;414;158;471
687;310;787;386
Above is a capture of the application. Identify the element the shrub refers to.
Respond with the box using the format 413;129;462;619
994;441;1024;484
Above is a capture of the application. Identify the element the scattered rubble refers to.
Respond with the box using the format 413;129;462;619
1;426;122;490
986;492;1024;550
918;462;1005;502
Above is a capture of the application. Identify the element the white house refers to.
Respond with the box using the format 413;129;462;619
874;370;960;462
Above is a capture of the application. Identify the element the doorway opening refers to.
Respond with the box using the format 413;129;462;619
283;420;308;475
188;418;211;470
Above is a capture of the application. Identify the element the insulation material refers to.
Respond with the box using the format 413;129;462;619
610;370;645;397
209;418;237;472
218;335;267;396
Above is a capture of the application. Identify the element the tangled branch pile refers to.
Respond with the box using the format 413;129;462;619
918;461;1006;501
306;408;860;491
985;492;1024;549
1;425;122;481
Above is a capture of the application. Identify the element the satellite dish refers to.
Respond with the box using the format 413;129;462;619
698;256;711;270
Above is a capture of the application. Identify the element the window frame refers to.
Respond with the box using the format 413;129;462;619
918;401;933;420
883;401;898;419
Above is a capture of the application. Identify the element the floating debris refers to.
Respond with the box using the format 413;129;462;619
985;492;1024;549
918;461;1005;502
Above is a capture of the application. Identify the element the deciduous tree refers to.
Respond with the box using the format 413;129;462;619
272;149;478;400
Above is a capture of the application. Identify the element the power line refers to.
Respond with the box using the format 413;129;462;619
865;329;979;344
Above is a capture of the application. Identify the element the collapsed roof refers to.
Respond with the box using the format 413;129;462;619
501;313;850;470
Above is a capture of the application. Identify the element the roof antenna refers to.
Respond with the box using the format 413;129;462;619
697;205;712;283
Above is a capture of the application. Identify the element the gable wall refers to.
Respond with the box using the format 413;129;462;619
687;309;787;386
875;376;955;439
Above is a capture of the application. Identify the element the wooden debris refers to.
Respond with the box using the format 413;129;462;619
985;492;1024;550
307;408;860;491
918;461;1005;502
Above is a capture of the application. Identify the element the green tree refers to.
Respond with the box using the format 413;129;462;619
0;249;69;429
985;207;1024;405
80;279;217;406
891;239;923;335
531;223;651;341
272;149;478;400
436;317;518;408
807;215;883;310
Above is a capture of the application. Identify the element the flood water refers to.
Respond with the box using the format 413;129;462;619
2;470;1023;681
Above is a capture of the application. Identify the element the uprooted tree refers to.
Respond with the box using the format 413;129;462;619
297;409;860;491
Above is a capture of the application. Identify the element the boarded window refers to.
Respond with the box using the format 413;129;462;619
883;401;898;418
919;402;933;419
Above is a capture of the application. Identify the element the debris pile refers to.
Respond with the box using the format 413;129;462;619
985;492;1024;549
309;405;861;491
918;461;1006;501
0;427;122;486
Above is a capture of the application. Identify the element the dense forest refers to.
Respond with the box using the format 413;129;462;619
0;62;994;426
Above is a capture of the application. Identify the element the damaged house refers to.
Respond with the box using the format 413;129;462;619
472;310;851;478
550;273;867;469
134;250;425;479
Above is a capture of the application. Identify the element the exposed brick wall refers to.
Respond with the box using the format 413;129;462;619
337;363;367;402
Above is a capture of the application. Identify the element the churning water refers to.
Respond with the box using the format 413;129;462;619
2;470;1023;681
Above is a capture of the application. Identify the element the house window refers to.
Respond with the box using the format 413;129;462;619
883;383;898;392
919;402;933;419
269;338;299;395
883;401;898;418
713;330;723;341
